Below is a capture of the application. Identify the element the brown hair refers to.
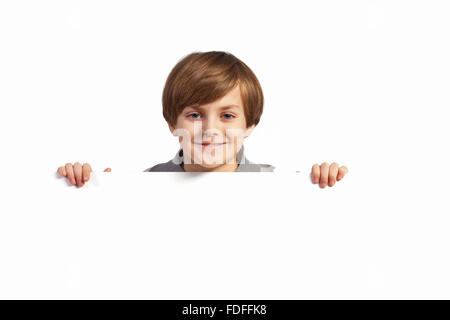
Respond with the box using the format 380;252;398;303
162;51;264;128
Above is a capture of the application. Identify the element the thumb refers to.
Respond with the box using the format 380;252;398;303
104;168;111;172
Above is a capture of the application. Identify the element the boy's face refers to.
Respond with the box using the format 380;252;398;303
168;85;255;170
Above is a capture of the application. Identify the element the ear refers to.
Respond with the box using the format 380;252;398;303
167;121;176;135
244;124;255;138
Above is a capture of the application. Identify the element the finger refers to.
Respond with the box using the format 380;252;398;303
337;166;349;181
65;163;76;185
328;162;339;187
319;162;329;188
311;164;320;183
57;166;67;177
73;162;84;186
82;163;92;182
104;168;111;172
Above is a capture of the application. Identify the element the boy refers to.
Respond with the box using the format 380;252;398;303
57;51;348;187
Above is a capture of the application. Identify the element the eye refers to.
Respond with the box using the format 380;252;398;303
222;113;235;120
187;113;201;119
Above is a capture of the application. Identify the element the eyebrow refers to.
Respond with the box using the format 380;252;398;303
185;104;241;111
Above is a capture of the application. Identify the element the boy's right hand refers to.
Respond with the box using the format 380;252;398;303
57;162;111;187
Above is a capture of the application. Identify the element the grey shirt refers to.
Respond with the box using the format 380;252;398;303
143;145;275;172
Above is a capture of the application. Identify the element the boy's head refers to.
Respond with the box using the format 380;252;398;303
162;51;264;169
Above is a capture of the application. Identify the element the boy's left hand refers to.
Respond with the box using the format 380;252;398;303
311;162;348;188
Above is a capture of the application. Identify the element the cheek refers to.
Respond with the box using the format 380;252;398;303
232;119;248;136
174;119;196;142
224;122;248;141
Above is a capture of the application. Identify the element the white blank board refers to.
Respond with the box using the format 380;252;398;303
0;172;449;299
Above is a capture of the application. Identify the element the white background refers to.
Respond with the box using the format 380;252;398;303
0;0;449;299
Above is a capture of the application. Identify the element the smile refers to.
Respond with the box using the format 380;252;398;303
194;142;226;149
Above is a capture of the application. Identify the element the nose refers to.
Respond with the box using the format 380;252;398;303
202;116;223;141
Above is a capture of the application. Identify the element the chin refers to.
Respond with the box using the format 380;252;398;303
200;164;221;170
189;147;236;167
199;160;225;168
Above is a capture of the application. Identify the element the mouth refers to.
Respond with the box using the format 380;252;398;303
194;142;227;149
